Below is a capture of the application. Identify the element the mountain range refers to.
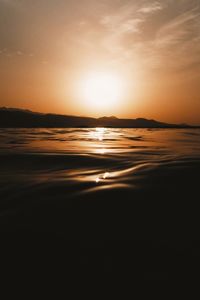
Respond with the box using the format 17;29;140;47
0;107;194;128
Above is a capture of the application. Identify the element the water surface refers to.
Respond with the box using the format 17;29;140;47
0;128;200;279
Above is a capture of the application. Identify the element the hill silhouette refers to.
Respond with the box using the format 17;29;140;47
0;107;193;128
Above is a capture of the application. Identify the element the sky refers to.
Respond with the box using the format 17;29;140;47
0;0;200;124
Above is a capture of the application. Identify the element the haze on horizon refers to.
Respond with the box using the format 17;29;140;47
0;0;200;124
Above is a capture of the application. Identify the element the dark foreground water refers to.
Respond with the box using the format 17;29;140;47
0;128;200;281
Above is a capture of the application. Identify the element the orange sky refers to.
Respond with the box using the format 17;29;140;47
0;0;200;124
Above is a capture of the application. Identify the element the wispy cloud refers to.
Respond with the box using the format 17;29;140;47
138;1;163;14
100;1;200;73
1;0;200;75
155;8;200;47
100;1;143;34
70;0;200;75
97;3;145;58
151;6;200;72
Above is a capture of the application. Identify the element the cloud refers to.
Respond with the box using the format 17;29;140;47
97;3;145;57
155;8;200;47
100;1;143;34
150;6;200;73
101;15;142;34
138;1;163;14
1;0;200;76
69;0;200;76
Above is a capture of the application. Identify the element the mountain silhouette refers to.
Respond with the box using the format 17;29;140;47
0;107;193;128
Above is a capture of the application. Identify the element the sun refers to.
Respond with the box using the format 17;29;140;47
79;71;124;112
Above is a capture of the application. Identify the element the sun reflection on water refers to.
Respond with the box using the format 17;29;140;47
97;148;107;154
95;172;110;184
89;127;111;155
89;127;106;141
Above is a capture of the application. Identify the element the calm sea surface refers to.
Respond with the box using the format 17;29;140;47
1;128;200;279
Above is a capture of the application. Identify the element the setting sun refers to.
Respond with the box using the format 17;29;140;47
79;71;124;112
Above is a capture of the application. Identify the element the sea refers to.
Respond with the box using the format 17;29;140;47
0;127;200;280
